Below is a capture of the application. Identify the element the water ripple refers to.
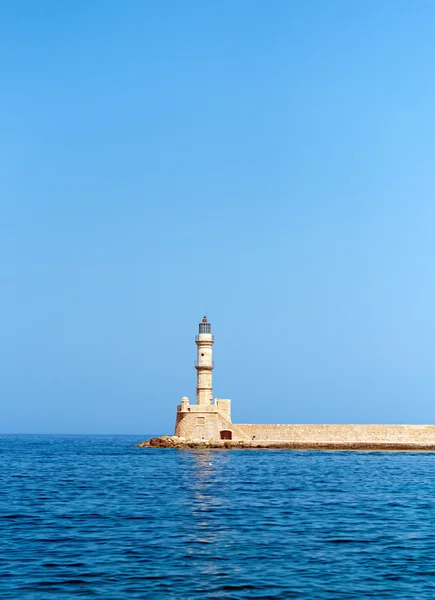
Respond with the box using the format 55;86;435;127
2;436;435;598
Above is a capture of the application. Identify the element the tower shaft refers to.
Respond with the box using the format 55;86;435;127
195;316;214;405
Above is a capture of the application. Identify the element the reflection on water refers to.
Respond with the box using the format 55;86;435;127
3;437;435;598
183;452;226;566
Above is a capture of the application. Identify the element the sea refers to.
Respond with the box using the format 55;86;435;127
2;435;435;599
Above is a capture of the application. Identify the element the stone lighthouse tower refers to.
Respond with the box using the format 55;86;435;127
174;316;236;441
195;316;214;405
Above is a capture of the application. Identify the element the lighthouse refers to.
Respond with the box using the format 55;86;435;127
195;316;214;405
174;316;234;441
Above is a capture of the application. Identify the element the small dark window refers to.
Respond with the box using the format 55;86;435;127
220;430;232;440
201;353;204;356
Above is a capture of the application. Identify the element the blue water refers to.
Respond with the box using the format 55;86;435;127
2;436;435;599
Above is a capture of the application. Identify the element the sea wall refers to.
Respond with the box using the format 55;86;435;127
173;403;435;444
236;424;435;443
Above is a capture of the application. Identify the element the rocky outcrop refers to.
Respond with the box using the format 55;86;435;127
137;436;187;448
137;436;435;451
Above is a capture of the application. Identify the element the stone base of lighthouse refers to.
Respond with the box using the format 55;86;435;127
174;398;252;442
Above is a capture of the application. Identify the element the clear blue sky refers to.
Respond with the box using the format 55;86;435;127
2;1;435;433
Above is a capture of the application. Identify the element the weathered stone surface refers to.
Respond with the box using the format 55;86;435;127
236;424;435;443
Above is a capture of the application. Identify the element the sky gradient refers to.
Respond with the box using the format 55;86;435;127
2;1;435;433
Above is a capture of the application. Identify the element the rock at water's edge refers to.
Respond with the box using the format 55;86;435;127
137;436;186;448
136;436;435;451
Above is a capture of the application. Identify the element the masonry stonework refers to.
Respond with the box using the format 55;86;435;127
173;317;435;447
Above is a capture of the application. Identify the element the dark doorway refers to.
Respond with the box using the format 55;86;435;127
220;430;232;440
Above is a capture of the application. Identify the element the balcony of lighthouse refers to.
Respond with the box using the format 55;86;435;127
194;360;215;369
195;334;214;342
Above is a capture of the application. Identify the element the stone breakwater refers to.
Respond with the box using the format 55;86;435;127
137;436;435;451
